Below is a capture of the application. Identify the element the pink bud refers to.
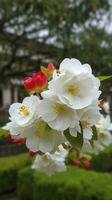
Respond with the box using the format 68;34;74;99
72;159;80;166
11;137;26;144
32;71;48;88
82;161;91;169
47;63;55;74
23;76;35;91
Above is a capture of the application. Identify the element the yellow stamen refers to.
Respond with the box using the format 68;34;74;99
81;120;89;129
42;154;48;160
99;132;106;139
19;105;30;116
53;103;65;113
67;84;79;95
35;121;46;138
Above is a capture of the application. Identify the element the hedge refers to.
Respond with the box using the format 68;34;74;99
92;144;112;172
17;166;112;200
0;153;31;194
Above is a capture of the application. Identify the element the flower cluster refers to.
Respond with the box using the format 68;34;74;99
4;58;112;175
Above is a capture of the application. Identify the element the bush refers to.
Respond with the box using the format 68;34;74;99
17;166;112;200
92;144;112;172
0;153;31;194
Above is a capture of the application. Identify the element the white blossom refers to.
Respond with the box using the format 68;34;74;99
5;120;66;153
59;58;92;75
69;105;101;140
37;96;78;131
9;95;40;127
82;115;112;154
96;115;112;146
96;115;112;133
103;101;110;114
42;59;101;109
32;145;68;176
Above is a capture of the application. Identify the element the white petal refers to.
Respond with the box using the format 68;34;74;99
81;141;93;153
23;95;40;107
9;103;21;117
39;135;55;152
82;64;92;74
69;128;78;137
26;136;40;152
60;58;82;74
83;128;93;140
48;115;71;131
5;122;21;136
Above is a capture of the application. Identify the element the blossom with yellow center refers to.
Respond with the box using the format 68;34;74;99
37;97;77;131
53;103;65;114
67;84;79;95
81;120;89;129
19;105;30;116
99;132;107;140
42;58;101;110
9;95;40;127
35;121;46;138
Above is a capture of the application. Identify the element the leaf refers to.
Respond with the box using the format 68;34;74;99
97;76;112;81
64;129;83;150
40;66;48;74
0;128;9;137
89;125;98;147
92;125;98;140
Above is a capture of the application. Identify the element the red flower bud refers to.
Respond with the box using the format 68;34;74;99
72;159;80;166
82;160;91;169
11;137;26;144
32;71;48;88
47;63;55;74
23;76;35;91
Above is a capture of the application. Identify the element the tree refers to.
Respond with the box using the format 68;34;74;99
0;0;112;92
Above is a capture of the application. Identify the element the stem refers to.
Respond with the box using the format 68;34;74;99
37;93;43;99
76;148;80;160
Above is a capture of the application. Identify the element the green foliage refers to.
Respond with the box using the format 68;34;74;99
64;129;83;150
0;128;10;145
0;128;9;137
18;166;112;200
92;144;112;172
0;153;32;194
97;76;112;81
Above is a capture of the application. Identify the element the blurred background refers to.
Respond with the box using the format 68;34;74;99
0;0;112;125
0;1;112;200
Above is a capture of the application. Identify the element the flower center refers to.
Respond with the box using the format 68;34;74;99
81;120;89;129
53;103;65;113
42;154;48;160
35;121;46;138
19;105;30;116
99;132;107;140
67;84;79;95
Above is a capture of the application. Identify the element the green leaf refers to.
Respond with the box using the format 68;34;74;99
40;66;48;74
64;130;83;150
0;128;9;137
92;125;98;140
97;76;112;81
89;125;98;147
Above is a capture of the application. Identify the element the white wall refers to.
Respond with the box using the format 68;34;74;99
1;86;18;108
2;88;11;106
